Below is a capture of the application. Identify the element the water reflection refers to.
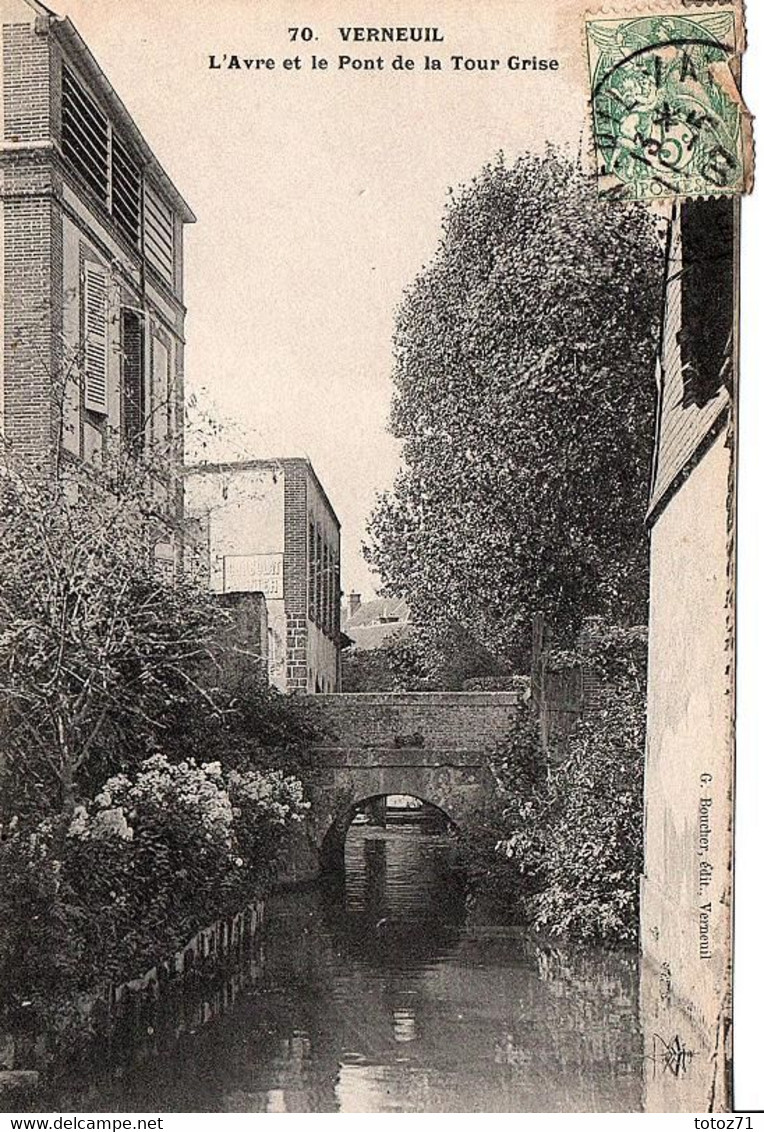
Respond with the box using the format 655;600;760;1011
37;824;646;1112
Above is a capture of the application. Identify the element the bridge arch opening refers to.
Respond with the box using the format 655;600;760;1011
319;792;459;874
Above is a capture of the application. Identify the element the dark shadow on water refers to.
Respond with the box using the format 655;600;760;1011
318;831;466;967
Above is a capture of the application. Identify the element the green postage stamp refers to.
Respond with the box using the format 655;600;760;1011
585;8;751;201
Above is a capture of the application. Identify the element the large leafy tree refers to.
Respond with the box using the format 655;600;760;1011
366;149;663;661
0;446;227;824
0;444;316;830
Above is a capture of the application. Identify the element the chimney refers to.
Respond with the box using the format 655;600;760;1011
348;592;362;618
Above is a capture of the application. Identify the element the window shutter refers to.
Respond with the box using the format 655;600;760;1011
61;66;109;205
144;182;175;285
83;263;108;414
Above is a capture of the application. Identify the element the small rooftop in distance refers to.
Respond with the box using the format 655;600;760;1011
344;595;410;629
341;595;412;651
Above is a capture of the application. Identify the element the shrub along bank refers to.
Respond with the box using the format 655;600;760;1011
0;756;309;1031
461;622;647;947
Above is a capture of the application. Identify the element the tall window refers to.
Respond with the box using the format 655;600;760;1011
333;553;340;637
321;539;330;632
678;198;734;409
121;310;144;449
150;336;171;444
316;529;325;630
328;548;337;637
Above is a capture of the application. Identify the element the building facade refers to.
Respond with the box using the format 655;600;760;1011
641;197;735;1110
184;458;342;694
1;0;194;527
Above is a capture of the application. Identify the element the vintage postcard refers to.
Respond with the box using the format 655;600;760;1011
0;0;753;1117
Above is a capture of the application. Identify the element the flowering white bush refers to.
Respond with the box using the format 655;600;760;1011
68;804;133;842
94;754;235;849
64;756;311;878
228;768;310;826
2;755;312;1007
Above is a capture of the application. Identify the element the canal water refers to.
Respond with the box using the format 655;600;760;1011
38;822;649;1113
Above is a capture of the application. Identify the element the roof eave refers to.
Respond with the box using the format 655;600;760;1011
53;17;196;224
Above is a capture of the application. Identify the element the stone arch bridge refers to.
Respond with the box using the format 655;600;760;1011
303;692;519;871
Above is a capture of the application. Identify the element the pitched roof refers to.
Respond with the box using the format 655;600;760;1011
343;620;412;652
344;596;411;629
22;0;58;16
647;201;732;522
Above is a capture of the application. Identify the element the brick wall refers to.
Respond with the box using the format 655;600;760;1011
285;613;308;691
2;14;190;469
3;20;51;143
283;460;342;693
308;691;519;751
3;165;63;460
2;18;62;462
283;464;308;691
283;463;307;617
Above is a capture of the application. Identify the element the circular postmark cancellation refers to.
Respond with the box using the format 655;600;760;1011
585;11;747;201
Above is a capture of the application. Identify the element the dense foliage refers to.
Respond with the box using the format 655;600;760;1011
0;439;315;1021
366;149;663;662
0;445;317;819
0;450;222;823
0;756;308;1015
342;620;513;692
341;644;400;692
466;621;647;946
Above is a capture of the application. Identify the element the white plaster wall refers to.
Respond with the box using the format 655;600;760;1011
185;465;289;690
642;429;732;1041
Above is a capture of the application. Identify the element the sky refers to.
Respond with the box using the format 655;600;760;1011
56;0;583;596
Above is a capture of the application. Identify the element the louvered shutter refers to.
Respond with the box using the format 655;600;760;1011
144;182;175;285
83;263;108;414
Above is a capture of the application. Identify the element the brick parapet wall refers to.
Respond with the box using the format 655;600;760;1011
307;692;518;751
314;746;484;769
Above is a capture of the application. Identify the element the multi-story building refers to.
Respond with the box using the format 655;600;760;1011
641;196;735;1111
1;0;194;498
184;458;342;694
